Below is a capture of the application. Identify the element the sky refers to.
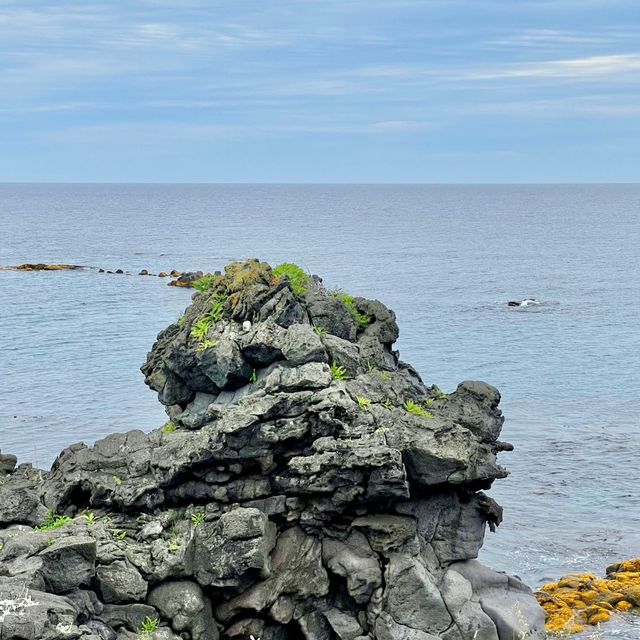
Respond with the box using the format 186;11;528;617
0;0;639;183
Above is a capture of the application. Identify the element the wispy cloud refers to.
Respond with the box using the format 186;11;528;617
489;29;609;48
470;53;640;81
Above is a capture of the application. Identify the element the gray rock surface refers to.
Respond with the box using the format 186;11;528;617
0;260;545;640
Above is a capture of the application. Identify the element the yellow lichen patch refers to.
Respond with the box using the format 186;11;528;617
537;558;640;635
536;558;640;634
537;593;584;635
224;260;273;293
615;559;640;573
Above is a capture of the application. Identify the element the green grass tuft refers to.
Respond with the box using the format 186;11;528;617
191;512;205;527
191;294;227;344
35;509;73;532
193;274;217;293
313;325;327;336
403;400;433;418
332;292;370;328
433;386;447;400
196;339;219;352
161;421;177;433
356;396;371;411
330;361;351;381
273;263;311;296
191;316;213;342
138;616;160;639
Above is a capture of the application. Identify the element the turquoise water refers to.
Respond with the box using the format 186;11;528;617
1;184;639;636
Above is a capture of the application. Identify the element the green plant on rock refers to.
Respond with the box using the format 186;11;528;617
433;386;447;400
112;475;123;486
82;511;96;525
35;509;73;532
196;339;219;353
161;421;177;434
206;293;227;323
112;530;127;541
356;396;371;411
168;541;180;553
403;400;433;419
251;368;257;383
330;361;350;381
191;316;213;342
424;397;434;408
177;315;186;328
193;274;217;293
272;263;311;296
191;294;227;344
137;616;160;639
313;326;327;336
332;292;370;328
191;512;205;527
383;398;393;410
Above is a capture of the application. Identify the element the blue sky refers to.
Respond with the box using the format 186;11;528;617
1;0;639;182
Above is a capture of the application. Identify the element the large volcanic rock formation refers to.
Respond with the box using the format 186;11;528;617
0;260;544;640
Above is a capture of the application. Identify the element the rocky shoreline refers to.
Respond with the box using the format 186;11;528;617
0;263;203;288
0;259;549;640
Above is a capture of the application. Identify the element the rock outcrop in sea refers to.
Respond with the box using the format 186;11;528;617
0;259;545;640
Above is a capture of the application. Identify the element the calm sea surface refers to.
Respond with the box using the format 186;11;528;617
1;184;639;637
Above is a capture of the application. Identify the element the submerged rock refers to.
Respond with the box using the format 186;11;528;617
0;259;545;640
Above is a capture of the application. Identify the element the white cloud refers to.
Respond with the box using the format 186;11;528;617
470;53;640;81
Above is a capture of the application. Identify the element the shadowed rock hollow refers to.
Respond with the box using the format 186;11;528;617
0;259;545;640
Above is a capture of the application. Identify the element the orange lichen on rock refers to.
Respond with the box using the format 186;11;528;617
537;558;640;635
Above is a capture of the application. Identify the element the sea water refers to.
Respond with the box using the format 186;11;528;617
1;184;639;637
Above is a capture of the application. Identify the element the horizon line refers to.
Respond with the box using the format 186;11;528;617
1;181;639;186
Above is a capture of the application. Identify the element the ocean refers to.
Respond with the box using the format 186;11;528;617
1;184;639;637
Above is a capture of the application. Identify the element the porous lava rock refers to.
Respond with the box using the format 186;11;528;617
0;259;545;640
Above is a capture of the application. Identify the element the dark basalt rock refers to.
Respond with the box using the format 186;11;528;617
0;260;545;640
